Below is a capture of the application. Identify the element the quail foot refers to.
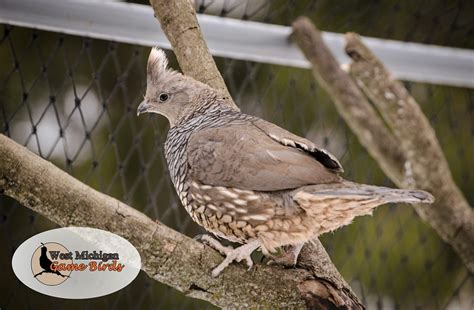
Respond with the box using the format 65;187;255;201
137;48;434;277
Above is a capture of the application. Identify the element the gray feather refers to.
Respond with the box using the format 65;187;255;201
186;111;341;191
298;181;435;204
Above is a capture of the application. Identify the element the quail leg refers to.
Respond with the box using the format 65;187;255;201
207;238;262;277
197;234;235;256
266;243;304;266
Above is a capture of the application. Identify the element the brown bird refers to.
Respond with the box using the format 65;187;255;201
137;48;434;277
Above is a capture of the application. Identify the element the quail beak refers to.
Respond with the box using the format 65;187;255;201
137;100;150;116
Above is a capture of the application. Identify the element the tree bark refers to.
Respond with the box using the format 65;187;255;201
291;16;474;273
149;0;238;110
345;33;474;273
0;135;364;308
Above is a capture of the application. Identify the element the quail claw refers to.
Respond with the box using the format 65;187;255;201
193;234;206;241
265;243;304;267
211;239;261;277
196;234;234;256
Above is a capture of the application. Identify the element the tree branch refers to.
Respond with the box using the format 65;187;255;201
345;33;474;273
148;0;238;110
291;17;405;184
0;134;364;307
291;16;473;273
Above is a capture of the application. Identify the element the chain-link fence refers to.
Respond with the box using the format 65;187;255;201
1;0;473;309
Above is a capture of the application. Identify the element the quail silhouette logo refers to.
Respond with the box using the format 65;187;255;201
12;227;141;299
31;242;72;286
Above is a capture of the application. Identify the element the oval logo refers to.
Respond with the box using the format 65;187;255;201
12;227;141;299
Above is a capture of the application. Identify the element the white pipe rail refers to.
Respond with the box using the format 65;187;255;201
1;0;473;88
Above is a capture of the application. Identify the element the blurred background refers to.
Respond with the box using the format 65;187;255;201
1;0;473;309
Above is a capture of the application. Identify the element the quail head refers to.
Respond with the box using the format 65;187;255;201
137;48;434;277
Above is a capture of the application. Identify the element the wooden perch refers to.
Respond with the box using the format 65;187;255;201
0;134;363;308
149;0;238;110
345;33;474;273
291;16;474;273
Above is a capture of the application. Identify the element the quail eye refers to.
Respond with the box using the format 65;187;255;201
159;93;169;102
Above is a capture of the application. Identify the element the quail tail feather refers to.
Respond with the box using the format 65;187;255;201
293;181;434;235
360;185;434;204
297;181;434;204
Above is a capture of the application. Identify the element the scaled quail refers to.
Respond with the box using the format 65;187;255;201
137;48;434;277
